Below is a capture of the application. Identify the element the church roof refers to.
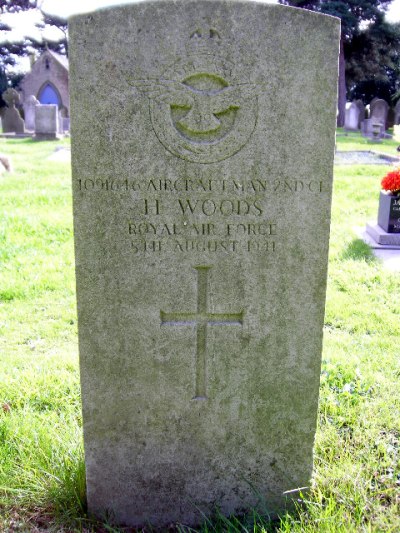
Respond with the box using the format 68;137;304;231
46;50;69;71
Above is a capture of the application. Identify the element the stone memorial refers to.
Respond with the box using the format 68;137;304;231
34;104;59;140
355;99;365;128
394;100;400;125
62;117;70;132
361;117;384;139
23;94;39;131
362;99;388;139
344;101;360;131
2;88;25;133
69;1;339;527
370;98;389;129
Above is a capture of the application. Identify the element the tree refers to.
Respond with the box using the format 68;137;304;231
278;0;393;126
346;19;400;104
35;11;68;56
0;0;67;70
0;0;37;14
0;67;7;107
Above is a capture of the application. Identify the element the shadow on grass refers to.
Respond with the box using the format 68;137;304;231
340;238;377;263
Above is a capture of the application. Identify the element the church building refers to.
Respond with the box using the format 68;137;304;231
19;49;69;117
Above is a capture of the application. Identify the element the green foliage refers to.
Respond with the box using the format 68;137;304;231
0;1;68;69
0;67;7;107
278;0;392;41
0;136;399;531
279;0;400;106
346;19;400;103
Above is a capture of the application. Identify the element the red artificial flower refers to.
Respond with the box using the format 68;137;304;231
381;168;400;195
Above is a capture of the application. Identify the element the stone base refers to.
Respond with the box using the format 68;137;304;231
0;133;33;138
34;133;61;141
365;222;400;248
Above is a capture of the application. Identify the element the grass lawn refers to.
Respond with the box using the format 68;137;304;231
336;127;400;156
0;136;399;532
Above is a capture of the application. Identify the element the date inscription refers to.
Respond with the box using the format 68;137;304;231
76;174;326;255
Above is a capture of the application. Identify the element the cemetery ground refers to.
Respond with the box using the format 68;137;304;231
0;135;399;532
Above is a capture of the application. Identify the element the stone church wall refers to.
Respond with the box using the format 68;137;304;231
20;51;69;116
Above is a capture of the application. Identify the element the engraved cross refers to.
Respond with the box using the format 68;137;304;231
161;266;244;400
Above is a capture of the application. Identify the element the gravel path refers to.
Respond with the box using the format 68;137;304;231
335;150;400;165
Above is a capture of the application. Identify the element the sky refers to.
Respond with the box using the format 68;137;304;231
1;0;400;72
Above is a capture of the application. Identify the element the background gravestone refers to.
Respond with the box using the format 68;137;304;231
70;1;339;527
355;99;365;129
394;100;400;125
23;94;39;131
370;98;389;129
34;104;59;140
345;101;360;131
2;88;25;133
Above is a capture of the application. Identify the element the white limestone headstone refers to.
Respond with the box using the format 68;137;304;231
344;102;360;131
23;95;39;131
69;1;340;527
34;104;59;140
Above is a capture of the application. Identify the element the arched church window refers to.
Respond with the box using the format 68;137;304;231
38;83;60;106
45;58;50;69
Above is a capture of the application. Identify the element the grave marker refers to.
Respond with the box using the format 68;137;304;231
2;88;25;133
34;104;59;140
70;1;339;527
370;98;389;129
23;95;39;131
345;101;360;131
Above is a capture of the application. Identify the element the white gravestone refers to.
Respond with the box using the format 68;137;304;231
23;95;39;131
69;1;340;528
34;104;59;140
345;102;360;131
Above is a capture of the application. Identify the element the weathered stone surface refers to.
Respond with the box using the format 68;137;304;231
23;95;39;131
355;99;365;128
2;88;25;133
69;1;339;527
345;101;360;131
34;104;59;140
370;98;389;129
395;100;400;125
361;118;384;139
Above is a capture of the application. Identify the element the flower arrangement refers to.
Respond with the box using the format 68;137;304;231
381;168;400;196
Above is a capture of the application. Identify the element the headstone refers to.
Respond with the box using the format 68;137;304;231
344;101;360;130
370;98;389;129
394;100;400;125
23;94;39;131
34;104;59;140
361;118;384;139
62;117;70;132
2;88;25;133
354;99;365;129
69;2;340;528
58;111;64;133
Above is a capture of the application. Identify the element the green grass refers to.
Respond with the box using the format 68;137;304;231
0;138;399;531
336;127;400;156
